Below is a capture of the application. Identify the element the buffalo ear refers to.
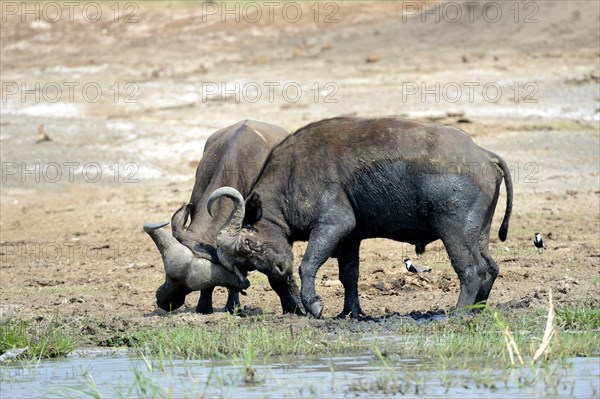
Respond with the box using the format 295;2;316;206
171;203;192;236
243;193;262;225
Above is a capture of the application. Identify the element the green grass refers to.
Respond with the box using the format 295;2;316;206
556;304;600;331
408;307;596;367
127;314;363;359
2;304;598;367
391;320;597;362
103;304;600;364
0;318;77;360
346;304;599;396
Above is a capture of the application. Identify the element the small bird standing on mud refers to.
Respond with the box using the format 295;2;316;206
533;232;547;253
404;258;431;274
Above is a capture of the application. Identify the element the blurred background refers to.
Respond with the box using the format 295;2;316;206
2;1;598;181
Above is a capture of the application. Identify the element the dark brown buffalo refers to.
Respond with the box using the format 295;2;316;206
144;120;290;313
208;116;513;318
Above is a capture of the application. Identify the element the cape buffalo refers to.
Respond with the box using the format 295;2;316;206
208;116;513;318
144;120;295;314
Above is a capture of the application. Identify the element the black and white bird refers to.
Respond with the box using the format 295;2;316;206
404;258;431;274
533;232;547;253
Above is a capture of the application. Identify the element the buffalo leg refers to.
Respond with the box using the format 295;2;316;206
434;188;492;311
224;289;240;314
477;248;499;304
438;218;487;310
336;239;364;319
436;225;484;310
476;202;500;305
444;242;483;309
196;287;214;314
300;211;356;318
268;274;304;315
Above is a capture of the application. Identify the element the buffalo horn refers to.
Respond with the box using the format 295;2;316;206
143;221;191;279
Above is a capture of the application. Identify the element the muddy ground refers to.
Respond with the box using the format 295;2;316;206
1;1;599;342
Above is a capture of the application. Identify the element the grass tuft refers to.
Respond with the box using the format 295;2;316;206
556;304;600;332
0;318;77;360
128;314;362;359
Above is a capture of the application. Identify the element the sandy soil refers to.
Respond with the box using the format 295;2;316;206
1;1;599;341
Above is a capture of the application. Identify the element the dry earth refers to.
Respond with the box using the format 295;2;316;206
0;1;599;341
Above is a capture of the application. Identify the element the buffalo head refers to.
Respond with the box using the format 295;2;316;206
144;221;250;311
207;187;304;314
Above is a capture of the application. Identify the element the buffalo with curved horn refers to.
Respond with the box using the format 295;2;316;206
209;116;513;318
145;120;295;314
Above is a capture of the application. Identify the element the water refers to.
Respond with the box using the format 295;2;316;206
1;350;598;398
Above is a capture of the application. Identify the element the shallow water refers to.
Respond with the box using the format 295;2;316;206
1;349;598;399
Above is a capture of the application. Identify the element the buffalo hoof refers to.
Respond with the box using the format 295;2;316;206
336;309;366;319
196;303;214;315
304;297;324;318
225;307;240;315
282;302;305;316
224;304;241;315
196;293;214;315
225;294;241;315
293;306;306;316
